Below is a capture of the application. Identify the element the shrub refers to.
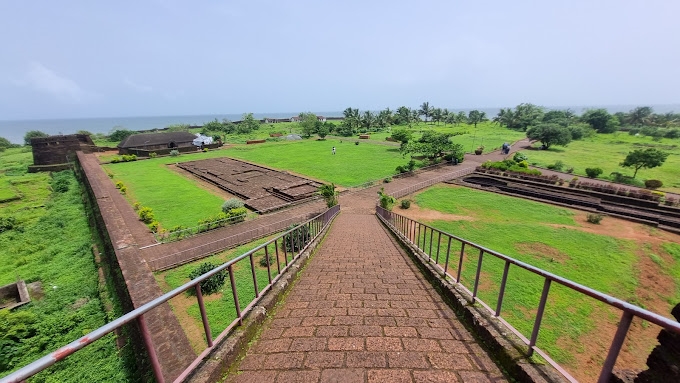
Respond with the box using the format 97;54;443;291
665;129;680;139
121;154;137;162
513;152;528;162
0;215;17;233
283;224;311;252
546;160;564;171
317;184;338;208
133;202;141;211
187;263;226;296
355;141;359;145
586;213;604;224
225;207;247;223
383;177;392;183
517;160;529;168
628;128;641;136
566;167;574;174
378;187;396;210
110;157;121;163
259;254;275;267
400;200;411;209
138;207;155;224
645;179;663;189
585;168;603;178
148;221;160;233
170;150;180;157
149;152;158;158
51;171;71;193
203;148;210;152
222;198;245;213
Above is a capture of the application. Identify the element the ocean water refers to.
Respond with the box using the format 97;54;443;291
1;104;678;144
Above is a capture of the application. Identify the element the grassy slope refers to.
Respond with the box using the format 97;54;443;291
514;132;680;193
412;186;639;364
0;148;129;382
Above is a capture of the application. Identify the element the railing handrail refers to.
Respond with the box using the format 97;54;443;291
1;204;341;383
375;206;680;383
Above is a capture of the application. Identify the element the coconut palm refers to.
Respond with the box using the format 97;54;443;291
419;102;432;124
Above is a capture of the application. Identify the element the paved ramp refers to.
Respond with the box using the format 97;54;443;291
226;203;507;382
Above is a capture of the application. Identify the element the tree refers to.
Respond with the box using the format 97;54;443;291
431;108;443;125
394;106;412;125
299;112;319;138
237;113;261;134
526;123;572;149
581;109;619;133
467;110;487;129
202;118;224;133
317;183;338;207
361;111;375;131
455;111;467;125
342;107;360;134
419;102;432;123
108;128;135;142
316;123;330;139
494;103;544;131
391;128;413;144
620;148;669;178
626;106;654;127
24;130;49;145
401;131;464;160
0;137;13;151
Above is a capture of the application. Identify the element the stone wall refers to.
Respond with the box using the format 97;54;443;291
30;134;95;167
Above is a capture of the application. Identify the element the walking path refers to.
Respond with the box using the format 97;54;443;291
225;186;507;382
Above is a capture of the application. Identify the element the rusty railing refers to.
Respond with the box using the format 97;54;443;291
1;205;340;383
376;206;680;383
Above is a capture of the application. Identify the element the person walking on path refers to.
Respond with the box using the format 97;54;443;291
332;146;336;155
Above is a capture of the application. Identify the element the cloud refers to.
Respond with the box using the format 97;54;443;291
24;61;90;103
124;78;153;93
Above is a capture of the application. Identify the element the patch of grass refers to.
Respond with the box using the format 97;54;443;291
412;185;639;365
0;148;130;381
225;139;414;186
514;132;680;193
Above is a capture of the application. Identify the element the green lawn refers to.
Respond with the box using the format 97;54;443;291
407;185;670;370
0;148;131;381
514;132;680;193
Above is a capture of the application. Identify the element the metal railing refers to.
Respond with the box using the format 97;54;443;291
1;205;340;383
388;166;475;199
153;212;257;243
147;209;325;271
375;206;680;383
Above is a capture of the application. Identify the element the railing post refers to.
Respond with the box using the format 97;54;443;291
264;245;272;285
456;242;465;283
443;236;452;275
274;239;281;274
528;278;552;356
195;284;213;348
417;223;421;249
428;227;434;260
435;231;442;265
228;265;242;325
137;315;165;383
249;253;259;298
495;261;511;317
472;249;484;302
597;311;634;383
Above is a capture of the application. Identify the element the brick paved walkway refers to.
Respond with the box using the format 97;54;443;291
226;207;507;382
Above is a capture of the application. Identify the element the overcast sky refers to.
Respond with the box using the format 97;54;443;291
1;0;678;120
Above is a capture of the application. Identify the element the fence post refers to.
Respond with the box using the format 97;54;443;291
195;284;213;348
597;311;634;383
228;265;242;325
528;278;551;356
137;315;165;383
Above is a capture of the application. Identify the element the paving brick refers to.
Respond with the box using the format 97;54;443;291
367;369;413;383
289;337;327;351
304;351;345;368
412;370;460;383
289;308;319;317
328;337;364;351
384;326;418;337
319;368;365;383
438;340;471;354
238;354;267;370
316;325;348;337
417;327;454;340
402;338;442;352
264;352;305;369
349;325;383;337
366;337;403;351
301;316;333;326
282;326;315;338
427;352;473;370
346;351;387;368
230;370;278;383
333;315;364;325
458;371;495;382
276;370;320;383
252;338;293;353
388;351;430;368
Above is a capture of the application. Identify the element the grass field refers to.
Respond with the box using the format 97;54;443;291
155;236;283;353
402;184;680;380
103;139;414;228
0;148;131;381
514;131;680;193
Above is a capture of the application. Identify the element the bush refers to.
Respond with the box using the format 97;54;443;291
383;177;392;183
133;202;141;211
645;179;663;189
138;207;155;224
664;129;680;139
170;150;180;157
148;221;160;233
566;167;574;174
355;141;359;145
628;128;641;136
400;200;411;209
259;254;275;267
121;154;137;162
513;152;528;162
187;263;226;296
586;214;604;224
585;168;603;178
283;224;311;252
149;152;158;158
546;160;564;171
110;157;121;163
378;187;396;210
517;160;528;168
203;148;210;152
0;215;17;233
222;198;245;213
51;171;71;193
225;207;247;223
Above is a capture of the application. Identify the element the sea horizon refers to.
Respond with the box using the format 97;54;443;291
1;103;679;144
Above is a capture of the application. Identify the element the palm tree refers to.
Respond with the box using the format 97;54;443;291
626;106;653;127
455;111;467;126
361;111;376;131
419;102;432;124
395;106;411;125
431;108;443;125
343;107;360;132
411;109;421;128
467;110;487;129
